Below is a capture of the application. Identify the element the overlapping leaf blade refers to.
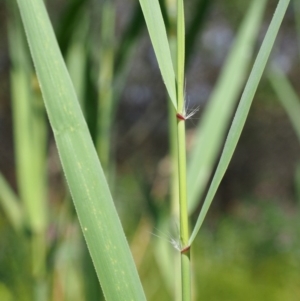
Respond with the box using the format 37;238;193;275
187;0;267;213
189;0;291;245
16;0;146;300
138;0;177;108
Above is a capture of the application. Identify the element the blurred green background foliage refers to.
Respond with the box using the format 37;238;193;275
0;0;299;300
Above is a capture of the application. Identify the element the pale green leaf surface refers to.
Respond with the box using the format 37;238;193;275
139;0;177;109
189;0;291;245
16;0;146;300
269;67;300;142
187;0;267;214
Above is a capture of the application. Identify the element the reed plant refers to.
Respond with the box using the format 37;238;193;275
0;0;292;300
138;0;290;299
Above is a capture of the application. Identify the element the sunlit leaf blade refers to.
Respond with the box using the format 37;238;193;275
138;0;177;108
269;67;300;142
189;0;291;245
187;0;267;214
16;0;146;300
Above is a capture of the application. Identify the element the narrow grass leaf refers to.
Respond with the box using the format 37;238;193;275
269;67;300;142
138;0;177;108
189;0;291;245
16;0;146;300
187;0;267;213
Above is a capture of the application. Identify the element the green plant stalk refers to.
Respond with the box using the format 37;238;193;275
168;1;181;298
148;1;182;297
97;1;115;174
176;1;191;300
177;119;191;301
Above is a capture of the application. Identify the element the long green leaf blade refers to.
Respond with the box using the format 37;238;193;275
138;0;177;108
16;0;146;300
187;0;267;213
189;0;291;245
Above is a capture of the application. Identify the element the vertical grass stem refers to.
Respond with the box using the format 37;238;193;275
176;0;191;300
177;118;191;301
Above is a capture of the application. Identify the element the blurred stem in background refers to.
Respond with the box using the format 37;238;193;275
66;15;88;111
56;0;87;58
294;0;300;205
185;0;211;65
294;0;300;60
269;68;300;142
97;0;115;176
0;173;23;232
268;66;300;207
7;3;48;300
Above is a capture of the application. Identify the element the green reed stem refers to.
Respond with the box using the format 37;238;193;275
176;0;191;300
177;118;191;301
